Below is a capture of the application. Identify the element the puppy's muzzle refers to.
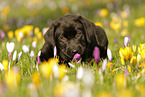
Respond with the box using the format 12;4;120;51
66;45;84;57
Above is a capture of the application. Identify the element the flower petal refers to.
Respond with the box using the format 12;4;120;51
93;47;100;63
107;48;112;62
6;42;15;53
73;53;81;63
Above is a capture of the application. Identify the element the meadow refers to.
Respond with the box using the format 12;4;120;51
0;0;145;97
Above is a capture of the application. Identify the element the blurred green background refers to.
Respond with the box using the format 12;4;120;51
0;0;145;30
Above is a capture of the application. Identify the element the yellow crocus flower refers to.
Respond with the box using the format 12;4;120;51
54;83;65;97
123;47;132;61
121;29;129;36
16;36;22;43
123;20;128;28
40;58;58;80
36;32;42;39
138;46;141;54
31;72;41;87
121;57;125;66
95;22;103;27
114;73;126;88
141;49;145;60
138;62;145;68
110;20;121;32
107;62;114;69
140;43;145;50
111;68;119;73
130;56;136;65
99;8;108;18
7;31;14;39
40;61;53;80
2;60;8;71
58;64;67;80
119;48;124;58
97;91;112;97
23;25;34;36
34;27;40;35
4;68;21;90
132;45;137;54
48;58;58;66
135;17;145;27
128;65;131;73
116;89;135;97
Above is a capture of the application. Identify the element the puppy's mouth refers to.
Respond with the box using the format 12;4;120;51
59;49;84;62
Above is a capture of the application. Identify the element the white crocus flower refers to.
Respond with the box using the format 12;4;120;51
77;66;84;81
27;83;38;97
36;51;41;71
102;58;108;73
6;42;15;70
22;45;29;53
6;42;15;54
32;41;37;49
18;52;22;61
13;50;17;61
30;51;35;58
68;62;75;68
124;36;129;47
38;50;41;56
42;27;48;35
82;69;94;88
19;32;23;38
61;75;69;83
53;64;59;79
0;63;4;71
82;69;94;97
54;46;57;57
107;48;112;62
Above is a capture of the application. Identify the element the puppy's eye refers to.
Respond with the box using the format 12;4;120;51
76;32;82;37
60;36;66;40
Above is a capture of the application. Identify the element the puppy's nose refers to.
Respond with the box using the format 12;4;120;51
73;50;78;54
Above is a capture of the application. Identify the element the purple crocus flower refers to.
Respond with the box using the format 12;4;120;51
36;51;41;71
73;53;81;64
93;47;100;63
1;31;5;40
114;38;118;44
128;35;131;41
37;55;40;65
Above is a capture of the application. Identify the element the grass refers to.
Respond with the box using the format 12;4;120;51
0;0;145;97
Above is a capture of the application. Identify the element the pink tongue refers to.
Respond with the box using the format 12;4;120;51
73;53;81;63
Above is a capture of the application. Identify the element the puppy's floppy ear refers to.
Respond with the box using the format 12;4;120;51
78;16;108;58
40;23;56;61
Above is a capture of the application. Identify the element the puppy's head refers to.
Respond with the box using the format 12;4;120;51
54;15;87;61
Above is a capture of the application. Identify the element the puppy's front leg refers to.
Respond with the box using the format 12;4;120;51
40;43;54;62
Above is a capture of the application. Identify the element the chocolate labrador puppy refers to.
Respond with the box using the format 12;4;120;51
40;15;108;63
